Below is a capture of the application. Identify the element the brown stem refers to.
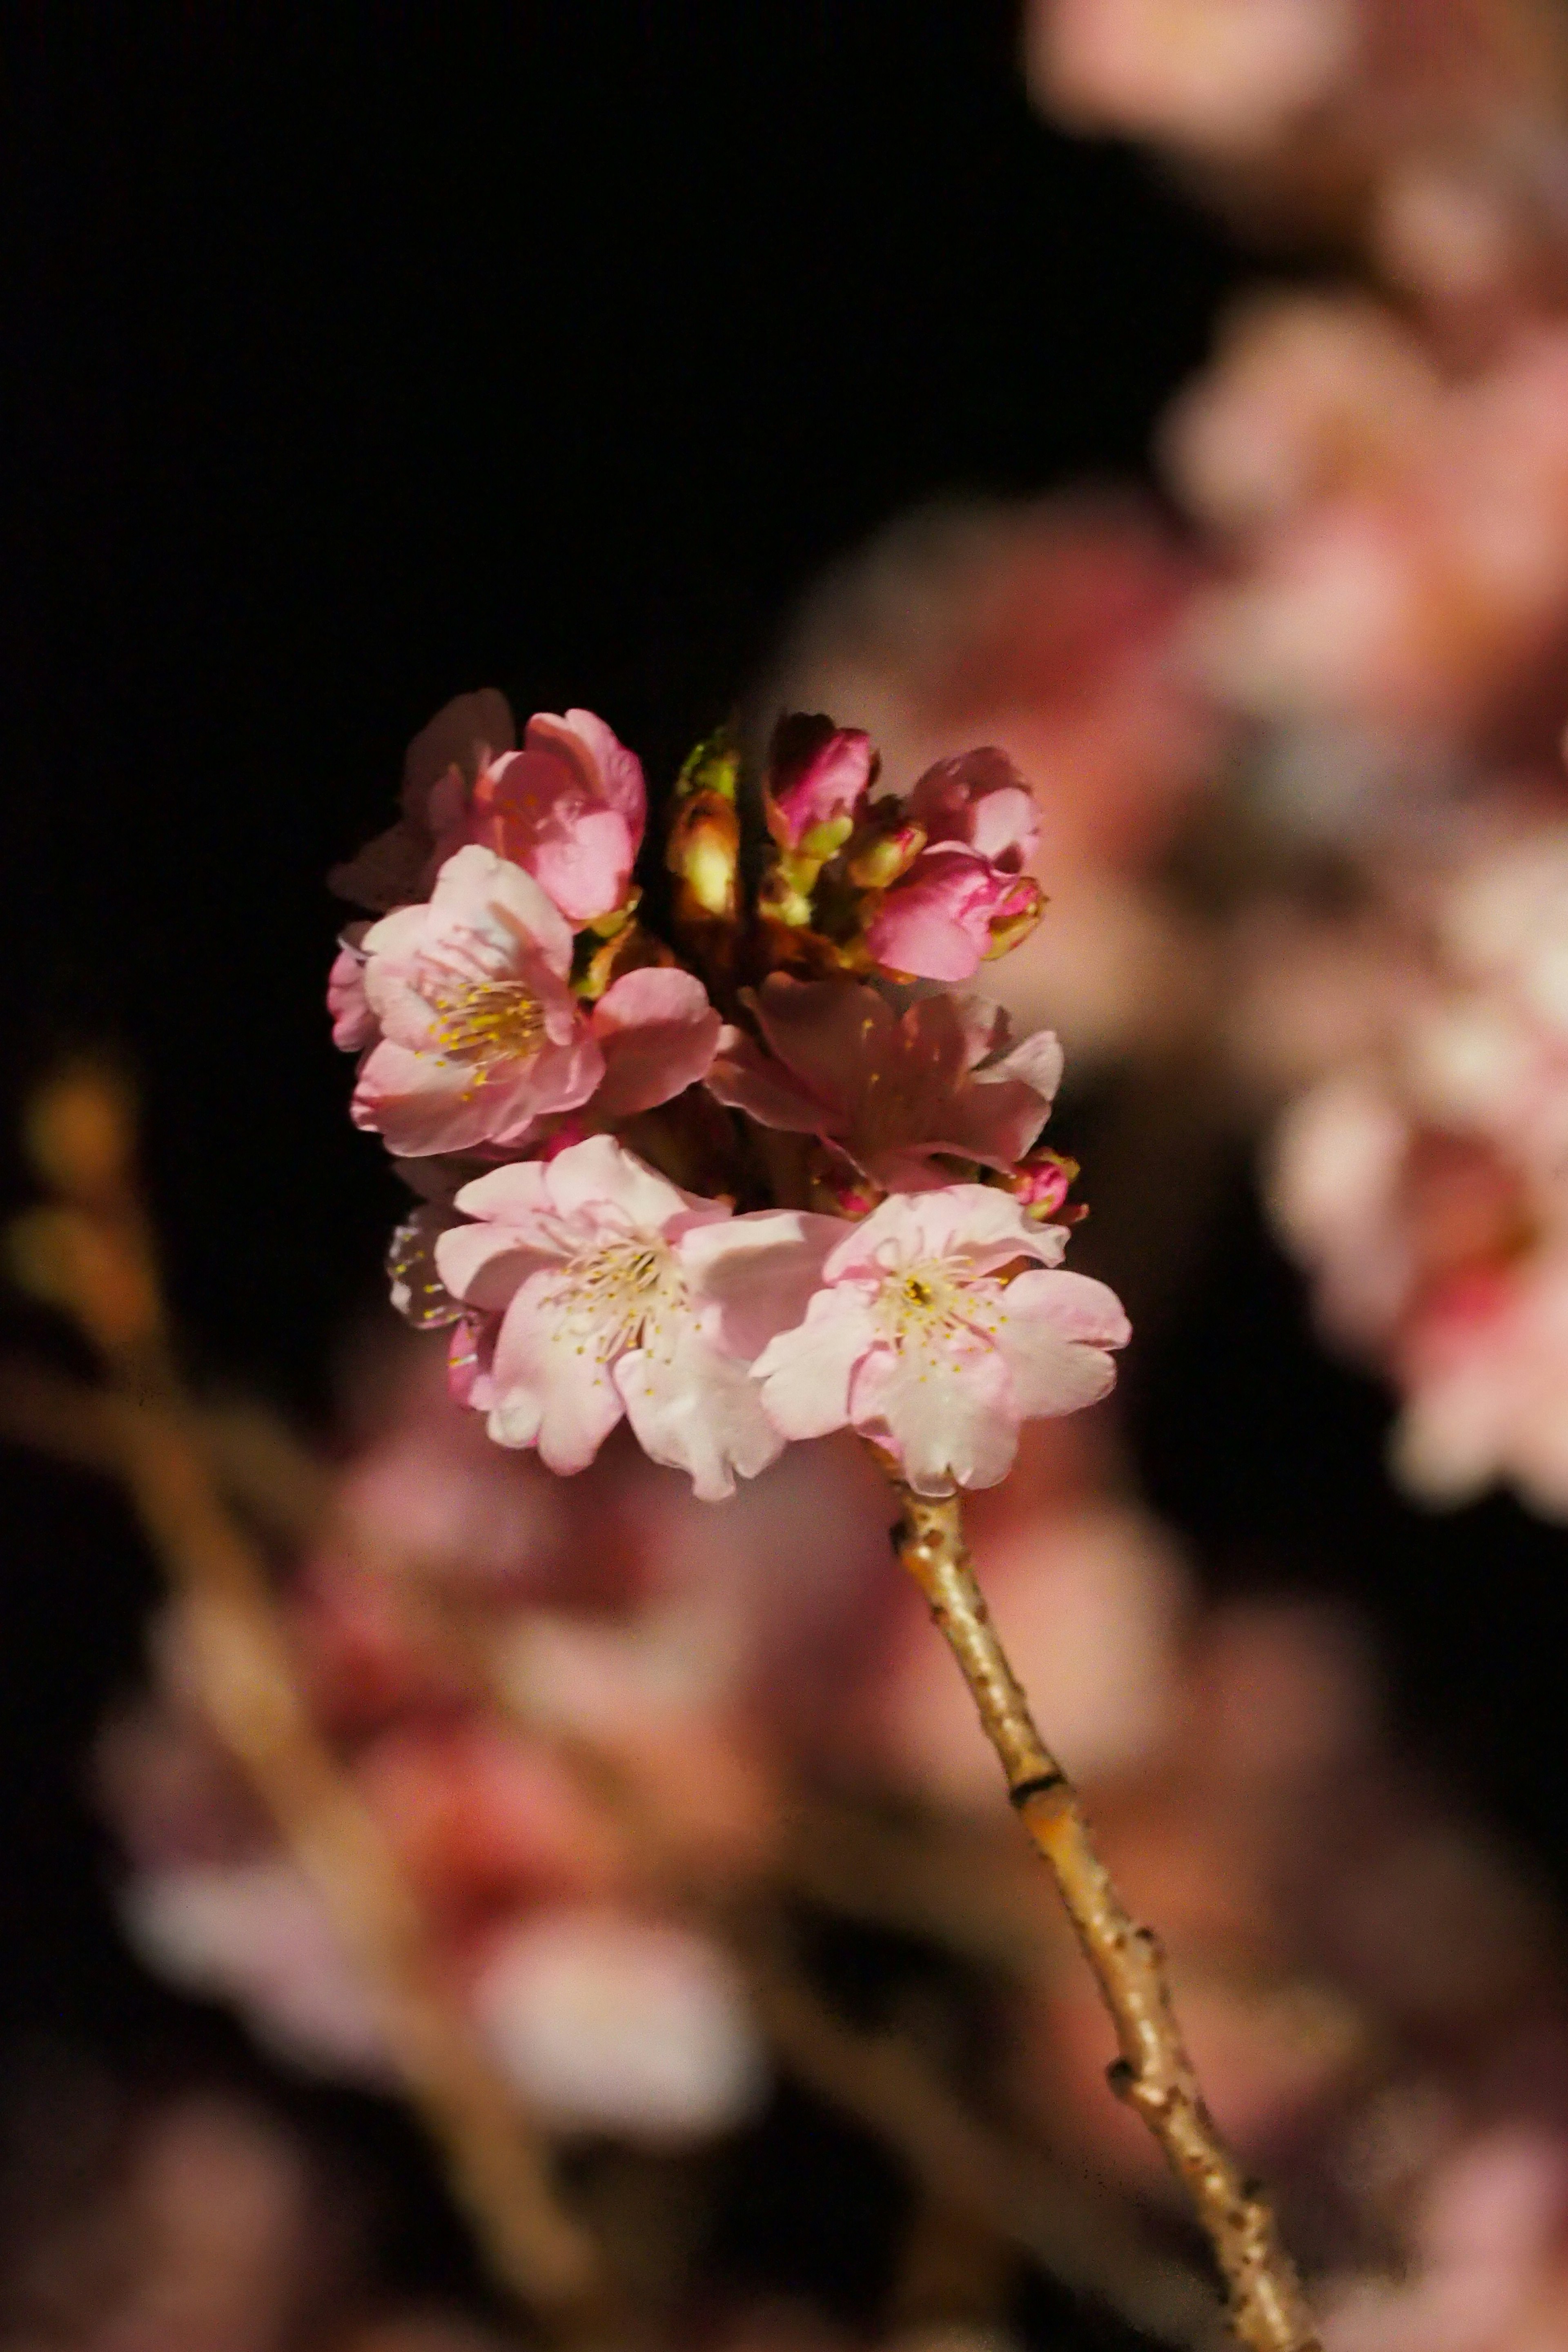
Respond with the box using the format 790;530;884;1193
889;1486;1320;2352
9;1100;605;2335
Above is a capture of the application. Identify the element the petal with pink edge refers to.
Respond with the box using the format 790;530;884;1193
751;1287;882;1439
679;1210;844;1360
990;1268;1129;1417
489;1274;628;1473
851;1336;1018;1494
615;1330;784;1501
591;967;723;1118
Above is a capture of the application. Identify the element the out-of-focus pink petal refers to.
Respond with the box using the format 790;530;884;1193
590;967;723;1119
908;748;1040;867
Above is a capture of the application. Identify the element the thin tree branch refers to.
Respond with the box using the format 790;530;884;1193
889;1484;1320;2352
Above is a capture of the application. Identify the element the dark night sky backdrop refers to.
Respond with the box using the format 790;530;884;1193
8;7;1568;2283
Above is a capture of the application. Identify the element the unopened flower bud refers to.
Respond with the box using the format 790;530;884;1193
1004;1148;1083;1222
765;714;875;853
846;817;926;890
666;794;740;920
983;875;1045;961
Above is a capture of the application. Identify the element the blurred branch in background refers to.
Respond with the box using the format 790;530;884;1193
5;1068;606;2337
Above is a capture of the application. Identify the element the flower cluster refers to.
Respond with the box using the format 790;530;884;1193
1267;813;1568;1516
332;697;1127;1499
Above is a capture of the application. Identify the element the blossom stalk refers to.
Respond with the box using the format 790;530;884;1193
889;1482;1320;2352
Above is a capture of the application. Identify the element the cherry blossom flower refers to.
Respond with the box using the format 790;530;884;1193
433;1134;837;1499
477;708;646;925
751;1186;1129;1493
332;693;645;928
331;689;518;913
351;847;719;1157
706;974;1064;1194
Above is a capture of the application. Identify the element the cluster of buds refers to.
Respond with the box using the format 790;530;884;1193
331;694;1125;1504
753;717;1043;981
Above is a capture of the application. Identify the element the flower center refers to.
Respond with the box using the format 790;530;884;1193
559;1238;683;1361
877;1257;999;1353
423;976;545;1070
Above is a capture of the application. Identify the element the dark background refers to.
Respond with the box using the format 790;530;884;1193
6;4;1567;2333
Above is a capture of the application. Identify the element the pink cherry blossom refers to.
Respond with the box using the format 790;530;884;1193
433;1134;838;1500
331;694;644;928
866;842;1042;981
330;689;518;913
477;709;646;924
906;746;1041;866
765;719;876;851
706;973;1063;1192
751;1186;1129;1493
352;847;601;1156
351;849;720;1158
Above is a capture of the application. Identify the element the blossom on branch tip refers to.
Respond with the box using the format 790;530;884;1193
751;1186;1129;1493
433;1134;838;1499
706;974;1063;1192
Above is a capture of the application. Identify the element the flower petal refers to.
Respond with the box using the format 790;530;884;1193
679;1209;844;1360
591;967;723;1119
543;1134;707;1235
751;1287;882;1439
990;1268;1130;1416
851;1335;1018;1493
615;1330;784;1501
489;1274;628;1472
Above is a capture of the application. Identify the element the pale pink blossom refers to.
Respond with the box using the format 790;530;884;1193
706;975;1063;1194
1187;329;1568;737
352;847;718;1157
471;1908;766;2140
1027;0;1355;159
477;708;646;925
1162;294;1445;540
332;693;645;927
331;689;518;913
765;720;876;852
751;1187;1129;1493
434;1134;837;1499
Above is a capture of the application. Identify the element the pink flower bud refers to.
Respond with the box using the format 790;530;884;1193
765;715;876;855
866;847;1042;982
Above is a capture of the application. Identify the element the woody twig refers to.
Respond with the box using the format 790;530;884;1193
8;1067;605;2336
889;1484;1320;2352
